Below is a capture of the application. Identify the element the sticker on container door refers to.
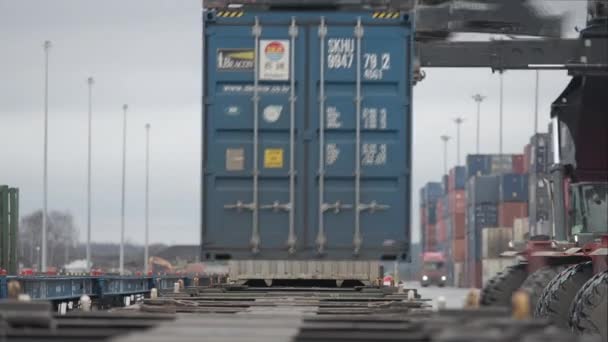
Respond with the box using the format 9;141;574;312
264;148;284;168
217;49;254;71
226;148;245;171
259;40;290;81
263;105;283;123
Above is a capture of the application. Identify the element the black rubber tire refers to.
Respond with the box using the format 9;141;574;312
520;265;568;311
534;262;594;328
480;263;528;307
570;270;608;340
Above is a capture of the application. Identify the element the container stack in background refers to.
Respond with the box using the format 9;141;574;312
420;182;443;254
419;129;554;288
446;166;466;287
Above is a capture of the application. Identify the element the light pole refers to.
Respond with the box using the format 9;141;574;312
499;71;504;155
440;135;451;176
42;40;52;273
472;94;485;154
534;71;539;134
119;104;128;275
36;246;41;270
86;77;94;271
144;123;151;274
453;117;465;166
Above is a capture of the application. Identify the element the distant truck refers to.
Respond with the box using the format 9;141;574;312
421;252;447;287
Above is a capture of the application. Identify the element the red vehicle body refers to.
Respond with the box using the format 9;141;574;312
420;252;447;287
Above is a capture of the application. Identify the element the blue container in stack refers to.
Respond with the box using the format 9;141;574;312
466;155;492;179
499;173;529;202
466;175;499;262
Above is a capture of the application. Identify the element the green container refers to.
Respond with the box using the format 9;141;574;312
0;185;19;274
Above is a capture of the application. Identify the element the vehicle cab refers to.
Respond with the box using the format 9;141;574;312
421;252;447;287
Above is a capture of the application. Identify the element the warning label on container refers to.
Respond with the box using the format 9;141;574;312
217;49;254;71
264;148;284;168
259;40;289;81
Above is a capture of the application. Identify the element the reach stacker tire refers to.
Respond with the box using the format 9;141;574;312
520;265;568;310
481;263;527;307
534;262;593;328
569;270;608;341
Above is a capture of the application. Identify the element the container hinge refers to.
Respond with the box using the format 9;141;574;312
358;201;390;213
259;201;292;212
223;201;256;212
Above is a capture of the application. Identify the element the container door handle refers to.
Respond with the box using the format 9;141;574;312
353;17;364;256
260;201;292;212
316;17;328;256
322;201;353;214
359;201;390;213
223;201;256;212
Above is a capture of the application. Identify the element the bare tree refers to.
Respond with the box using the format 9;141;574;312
19;210;80;269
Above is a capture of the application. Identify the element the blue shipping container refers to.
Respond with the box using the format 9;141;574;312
466;175;499;205
499;173;529;202
202;8;413;260
466;154;491;179
442;174;449;193
466;204;498;261
450;166;466;190
421;182;443;206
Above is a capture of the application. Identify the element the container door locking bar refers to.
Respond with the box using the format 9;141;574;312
353;17;364;256
251;17;262;255
286;17;298;255
316;17;328;256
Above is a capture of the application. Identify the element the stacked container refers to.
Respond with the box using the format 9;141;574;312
420;182;443;253
465;175;499;288
447;166;467;286
498;173;529;228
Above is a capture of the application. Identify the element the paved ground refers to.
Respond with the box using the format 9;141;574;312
401;281;473;310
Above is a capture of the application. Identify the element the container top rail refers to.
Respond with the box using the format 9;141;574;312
204;0;416;10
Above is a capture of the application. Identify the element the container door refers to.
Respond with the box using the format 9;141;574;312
204;21;307;256
307;18;411;259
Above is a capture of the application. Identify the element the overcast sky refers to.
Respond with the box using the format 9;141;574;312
0;1;586;245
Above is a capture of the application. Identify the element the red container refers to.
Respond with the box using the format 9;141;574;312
472;261;482;288
466;260;482;288
450;212;466;239
437;219;447;243
449;190;466;214
523;144;532;174
435;199;444;222
452;238;466;262
420;207;427;227
425;224;437;251
498;202;528;228
512;154;525;174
